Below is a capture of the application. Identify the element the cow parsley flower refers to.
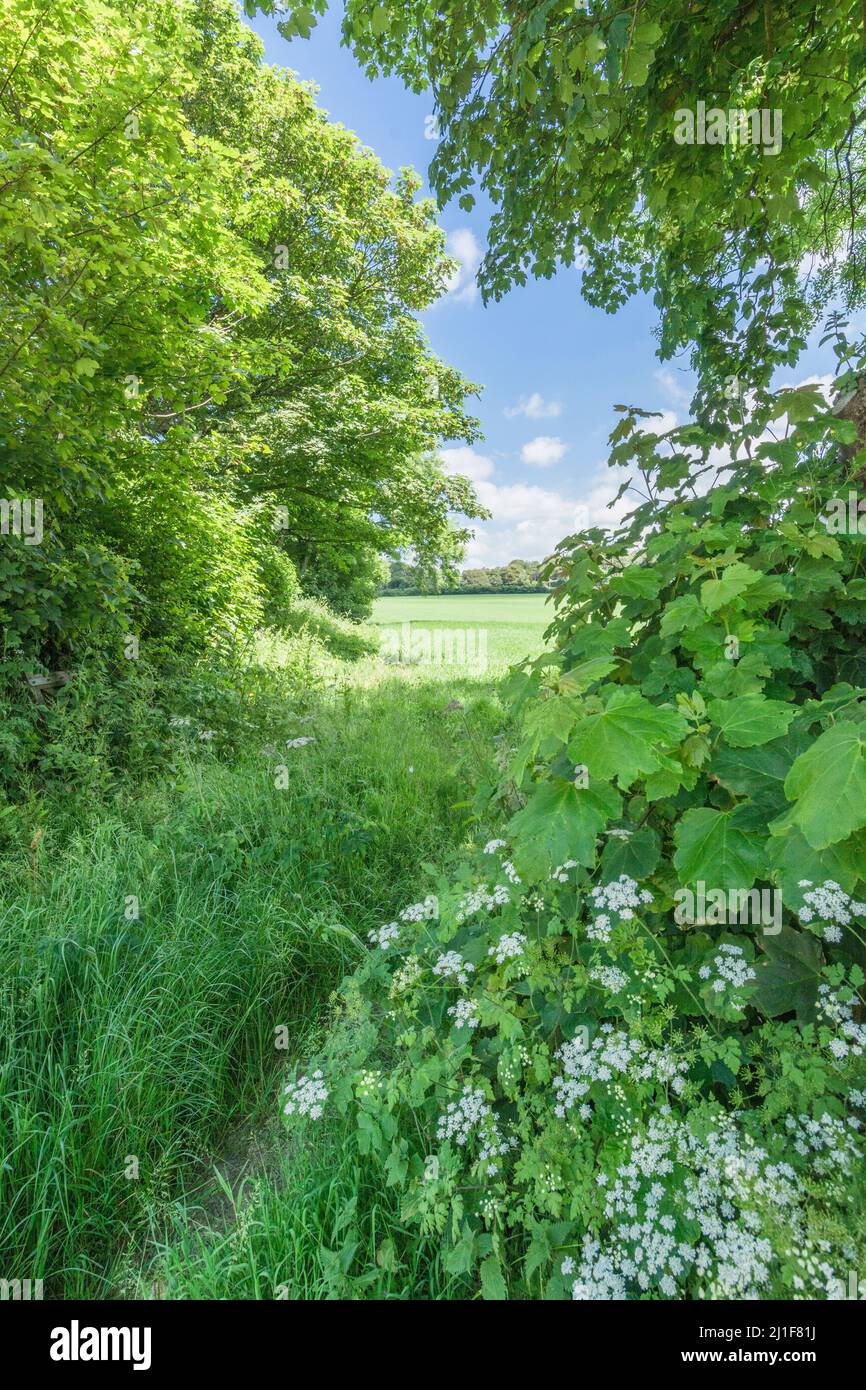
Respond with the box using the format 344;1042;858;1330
283;1070;328;1120
698;942;756;998
816;984;866;1060
488;931;527;965
368;922;400;950
399;895;438;922
483;839;507;854
553;1029;689;1117
286;736;315;748
448;998;480;1030
433;951;475;986
456;884;511;923
589;964;629;993
587;876;653;942
796;881;866;940
552;859;579;883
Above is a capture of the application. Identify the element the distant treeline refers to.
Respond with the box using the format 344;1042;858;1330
383;558;547;595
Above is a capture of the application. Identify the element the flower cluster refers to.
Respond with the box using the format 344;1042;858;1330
488;931;527;965
455;883;511;923
553;1026;689;1118
283;1070;328;1120
368;921;400;950
697;942;756;996
483;839;507;855
815;984;866;1061
390;955;422;995
501;860;521;885
587;876;653;943
447;998;480;1030
551;859;578;883
286;736;315;748
589;964;629;993
567;1110;806;1300
399;895;438;922
797;880;866;943
432;951;475;986
784;1110;861;1175
436;1085;516;1175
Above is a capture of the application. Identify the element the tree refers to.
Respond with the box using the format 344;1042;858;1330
272;0;866;414
0;0;484;658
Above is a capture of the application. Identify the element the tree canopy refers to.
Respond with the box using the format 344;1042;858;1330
273;0;866;412
1;0;483;658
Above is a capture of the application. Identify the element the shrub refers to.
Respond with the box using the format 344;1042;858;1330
284;349;866;1299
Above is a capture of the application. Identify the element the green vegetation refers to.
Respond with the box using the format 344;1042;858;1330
0;662;506;1298
372;593;552;672
4;0;866;1306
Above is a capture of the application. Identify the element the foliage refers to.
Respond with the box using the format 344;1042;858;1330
0;663;506;1296
384;557;547;595
274;0;866;410
291;341;866;1298
0;0;482;664
297;543;389;622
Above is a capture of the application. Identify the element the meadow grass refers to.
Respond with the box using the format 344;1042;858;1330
372;592;552;672
0;670;508;1298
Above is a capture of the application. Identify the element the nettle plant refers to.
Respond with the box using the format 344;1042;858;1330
285;340;866;1299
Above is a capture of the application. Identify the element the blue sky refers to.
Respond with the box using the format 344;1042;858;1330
252;5;841;568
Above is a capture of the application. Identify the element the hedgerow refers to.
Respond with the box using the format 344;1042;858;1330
283;339;866;1299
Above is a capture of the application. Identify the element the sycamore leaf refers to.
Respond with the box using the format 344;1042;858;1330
700;562;762;614
508;778;622;875
754;925;821;1021
600;826;661;879
708;694;796;748
567;687;687;787
777;721;866;849
673;806;764;889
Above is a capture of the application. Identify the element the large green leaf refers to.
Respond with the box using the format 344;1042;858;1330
508;778;622;875
767;828;866;904
754;925;821;1021
776;721;866;849
700;562;762;614
567;688;687;788
673;806;764;889
708;694;796;748
600;825;661;879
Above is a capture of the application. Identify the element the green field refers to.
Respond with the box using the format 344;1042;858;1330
372;592;553;672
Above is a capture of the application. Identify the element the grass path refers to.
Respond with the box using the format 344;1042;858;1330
0;671;503;1298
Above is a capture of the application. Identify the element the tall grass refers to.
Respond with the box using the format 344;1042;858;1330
0;675;504;1297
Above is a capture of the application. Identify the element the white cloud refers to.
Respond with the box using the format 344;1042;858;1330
438;445;494;485
654;368;692;410
442;228;481;305
504;392;562;420
441;446;641;568
636;408;679;436
520;435;568;467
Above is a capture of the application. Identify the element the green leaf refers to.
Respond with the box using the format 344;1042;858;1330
708;694;796;747
567;688;688;787
480;1255;508;1300
508;778;622;874
754;925;821;1020
777;721;866;849
700;562;762;614
673;806;764;889
600;825;661;879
